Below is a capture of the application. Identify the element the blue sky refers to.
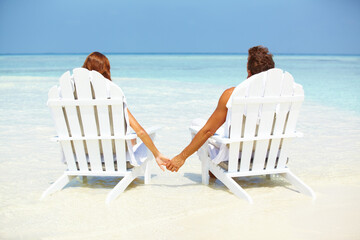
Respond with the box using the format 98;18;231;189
0;0;359;54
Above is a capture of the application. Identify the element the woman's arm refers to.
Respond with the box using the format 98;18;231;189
127;109;170;171
166;87;235;172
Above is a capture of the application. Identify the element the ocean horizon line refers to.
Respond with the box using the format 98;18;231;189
1;52;360;57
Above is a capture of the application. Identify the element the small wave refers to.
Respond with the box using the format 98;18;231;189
112;77;152;81
0;76;58;81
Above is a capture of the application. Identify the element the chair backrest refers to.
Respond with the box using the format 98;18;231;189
227;68;304;173
47;68;128;173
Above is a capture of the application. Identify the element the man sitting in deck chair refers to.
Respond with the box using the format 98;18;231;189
166;46;275;172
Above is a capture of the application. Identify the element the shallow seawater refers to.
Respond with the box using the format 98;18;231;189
0;54;359;239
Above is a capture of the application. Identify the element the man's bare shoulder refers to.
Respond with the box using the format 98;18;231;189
218;87;235;106
223;87;235;97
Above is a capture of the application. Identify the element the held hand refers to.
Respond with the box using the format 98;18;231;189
155;153;170;171
166;154;186;172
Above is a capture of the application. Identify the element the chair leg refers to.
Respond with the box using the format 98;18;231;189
199;144;210;185
144;159;151;184
41;174;75;200
210;164;253;204
106;168;140;204
201;158;210;185
280;171;316;200
81;176;87;183
144;133;155;185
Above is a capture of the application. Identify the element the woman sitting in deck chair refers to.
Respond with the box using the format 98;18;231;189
82;52;170;171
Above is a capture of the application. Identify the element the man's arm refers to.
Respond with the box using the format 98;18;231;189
166;87;235;172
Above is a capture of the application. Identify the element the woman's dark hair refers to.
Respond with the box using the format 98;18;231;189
82;52;111;80
247;46;275;76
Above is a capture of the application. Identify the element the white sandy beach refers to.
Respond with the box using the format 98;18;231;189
0;75;360;240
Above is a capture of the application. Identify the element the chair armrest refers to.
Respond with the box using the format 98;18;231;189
209;135;231;144
189;127;301;144
50;126;162;142
122;126;162;140
144;126;161;135
210;131;303;144
123;133;137;140
51;136;59;142
189;126;201;135
189;126;231;144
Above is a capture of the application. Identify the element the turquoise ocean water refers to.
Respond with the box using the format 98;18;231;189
0;54;359;137
0;54;359;115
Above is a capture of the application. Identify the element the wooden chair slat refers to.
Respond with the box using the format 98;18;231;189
109;83;127;172
48;86;77;171
59;71;88;171
239;74;264;172
228;87;247;172
91;71;115;172
73;68;102;171
252;69;283;171
266;71;294;170
277;75;304;169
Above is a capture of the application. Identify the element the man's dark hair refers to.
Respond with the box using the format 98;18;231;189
247;46;275;76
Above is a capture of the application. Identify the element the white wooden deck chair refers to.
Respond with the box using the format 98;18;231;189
190;68;316;203
41;68;159;204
